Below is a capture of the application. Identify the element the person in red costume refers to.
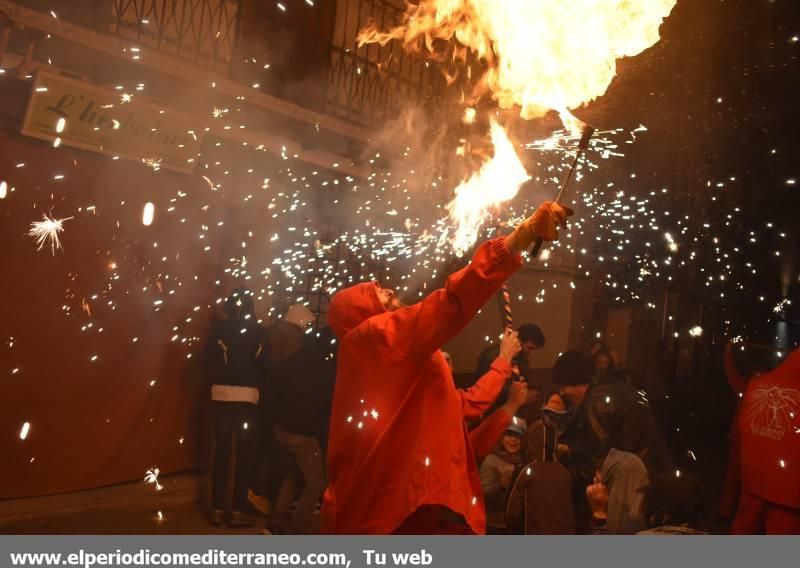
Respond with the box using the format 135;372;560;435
732;347;800;534
322;201;570;535
718;339;750;520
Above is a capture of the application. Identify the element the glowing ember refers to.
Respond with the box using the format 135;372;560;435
0;180;7;199
689;325;703;337
142;202;155;226
19;422;31;440
445;119;530;253
144;467;163;491
28;214;73;255
359;0;676;123
463;107;476;124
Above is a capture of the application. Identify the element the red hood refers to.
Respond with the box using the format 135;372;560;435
328;281;386;339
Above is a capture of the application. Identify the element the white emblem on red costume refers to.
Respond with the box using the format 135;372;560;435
747;383;800;440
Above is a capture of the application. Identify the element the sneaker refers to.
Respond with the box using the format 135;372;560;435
247;489;271;515
209;509;224;526
229;510;256;528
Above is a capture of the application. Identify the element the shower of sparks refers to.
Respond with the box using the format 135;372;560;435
144;467;163;491
773;298;791;316
28;214;73;255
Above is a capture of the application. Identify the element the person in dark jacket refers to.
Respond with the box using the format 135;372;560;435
556;350;673;478
554;350;673;531
205;287;269;527
267;304;332;533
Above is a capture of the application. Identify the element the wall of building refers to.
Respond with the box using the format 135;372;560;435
444;251;591;391
0;125;231;498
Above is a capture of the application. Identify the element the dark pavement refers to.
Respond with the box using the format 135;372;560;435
0;473;267;535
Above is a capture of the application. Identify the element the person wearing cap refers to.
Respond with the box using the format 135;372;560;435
480;417;526;532
266;304;331;533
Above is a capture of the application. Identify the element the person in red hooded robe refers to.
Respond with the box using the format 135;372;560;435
322;201;570;534
732;347;800;534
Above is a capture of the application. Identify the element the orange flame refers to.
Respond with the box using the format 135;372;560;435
359;0;676;123
446;119;530;253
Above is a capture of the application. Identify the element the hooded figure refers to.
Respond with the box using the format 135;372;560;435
322;201;570;534
733;347;800;534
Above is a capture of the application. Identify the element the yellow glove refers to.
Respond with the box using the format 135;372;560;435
506;201;573;252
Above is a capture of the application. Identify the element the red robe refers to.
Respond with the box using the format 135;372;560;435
738;348;800;509
323;238;521;534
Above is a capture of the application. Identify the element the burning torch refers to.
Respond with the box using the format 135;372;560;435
529;124;596;256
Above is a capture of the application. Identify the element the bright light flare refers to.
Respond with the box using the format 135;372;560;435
28;214;73;255
446;119;530;253
144;467;163;491
359;0;676;124
142;202;155;226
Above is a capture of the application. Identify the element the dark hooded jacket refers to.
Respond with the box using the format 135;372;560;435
321;238;521;535
561;375;673;486
204;317;268;389
265;322;335;439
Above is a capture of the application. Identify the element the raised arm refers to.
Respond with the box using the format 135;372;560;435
459;331;521;420
724;341;747;394
377;202;570;361
469;381;528;461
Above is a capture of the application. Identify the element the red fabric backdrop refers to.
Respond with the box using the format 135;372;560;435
0;129;229;498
